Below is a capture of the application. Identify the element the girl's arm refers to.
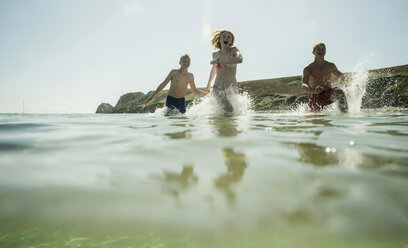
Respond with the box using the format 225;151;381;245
218;47;243;65
207;52;217;92
206;65;216;92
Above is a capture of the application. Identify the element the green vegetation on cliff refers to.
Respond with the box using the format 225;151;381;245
96;103;114;113
362;65;408;108
96;65;408;113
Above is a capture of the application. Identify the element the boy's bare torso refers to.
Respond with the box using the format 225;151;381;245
168;69;194;98
306;61;337;91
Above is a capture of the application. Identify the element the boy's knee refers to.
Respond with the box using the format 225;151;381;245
334;89;346;100
333;88;342;94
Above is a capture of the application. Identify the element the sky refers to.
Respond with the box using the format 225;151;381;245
0;0;407;113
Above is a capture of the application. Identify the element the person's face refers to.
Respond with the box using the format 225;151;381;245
313;45;326;56
220;32;233;48
179;56;191;68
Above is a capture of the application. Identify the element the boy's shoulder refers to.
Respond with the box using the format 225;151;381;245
171;69;193;77
307;62;315;67
304;63;313;71
169;69;180;76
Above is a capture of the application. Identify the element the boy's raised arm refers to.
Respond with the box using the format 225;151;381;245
331;63;347;81
302;66;313;93
189;75;208;97
145;70;173;105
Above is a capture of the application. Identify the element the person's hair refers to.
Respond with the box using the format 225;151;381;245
180;54;190;60
211;29;235;50
313;42;326;52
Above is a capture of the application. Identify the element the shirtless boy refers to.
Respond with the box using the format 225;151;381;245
302;43;348;113
145;54;207;114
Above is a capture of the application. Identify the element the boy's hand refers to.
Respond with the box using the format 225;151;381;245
315;86;324;94
302;83;312;93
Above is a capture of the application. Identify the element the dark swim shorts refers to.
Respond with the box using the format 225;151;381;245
307;88;335;112
165;95;186;114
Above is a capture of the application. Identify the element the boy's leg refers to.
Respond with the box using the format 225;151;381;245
165;96;185;114
165;96;176;115
307;95;321;112
333;88;348;113
179;98;186;114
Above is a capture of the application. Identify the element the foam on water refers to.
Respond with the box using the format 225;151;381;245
186;88;252;117
151;105;182;117
290;102;342;116
150;88;252;117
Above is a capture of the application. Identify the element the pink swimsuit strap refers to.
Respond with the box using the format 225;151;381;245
215;51;236;69
212;85;239;94
212;85;226;90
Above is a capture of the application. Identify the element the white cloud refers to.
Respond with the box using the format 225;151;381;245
124;1;144;16
201;22;212;42
201;0;214;42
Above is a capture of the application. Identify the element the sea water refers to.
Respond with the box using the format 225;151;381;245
1;110;408;247
1;74;408;247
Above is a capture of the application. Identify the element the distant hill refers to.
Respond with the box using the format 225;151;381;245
96;64;408;113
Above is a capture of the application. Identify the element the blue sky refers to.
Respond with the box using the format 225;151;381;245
0;0;407;113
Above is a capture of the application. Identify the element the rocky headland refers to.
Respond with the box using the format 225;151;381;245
96;64;408;113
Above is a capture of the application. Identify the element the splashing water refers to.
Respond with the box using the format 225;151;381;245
186;88;252;117
343;61;369;115
151;105;184;117
151;88;252;117
292;60;370;115
153;59;370;118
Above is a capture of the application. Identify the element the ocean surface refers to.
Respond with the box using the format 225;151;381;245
1;109;408;247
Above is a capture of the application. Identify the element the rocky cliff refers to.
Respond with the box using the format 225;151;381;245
96;103;114;113
96;64;408;113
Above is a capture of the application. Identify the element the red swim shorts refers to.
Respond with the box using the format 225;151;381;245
307;88;335;112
